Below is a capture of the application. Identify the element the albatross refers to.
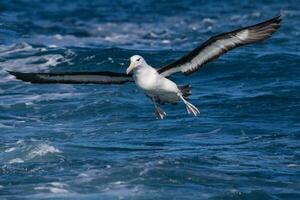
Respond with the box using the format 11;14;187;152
8;16;282;119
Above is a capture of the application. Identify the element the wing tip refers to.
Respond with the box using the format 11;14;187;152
241;14;282;43
7;71;40;83
7;70;18;77
273;14;283;26
7;70;23;79
263;14;283;28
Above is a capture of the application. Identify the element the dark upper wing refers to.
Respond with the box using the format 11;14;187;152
157;15;282;76
8;71;133;84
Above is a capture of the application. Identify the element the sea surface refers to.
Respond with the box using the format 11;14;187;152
0;0;299;199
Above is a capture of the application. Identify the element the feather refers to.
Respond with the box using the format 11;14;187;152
158;15;282;76
7;71;133;84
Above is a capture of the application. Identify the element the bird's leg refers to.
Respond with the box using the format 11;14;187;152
152;99;166;119
155;105;166;119
178;94;200;116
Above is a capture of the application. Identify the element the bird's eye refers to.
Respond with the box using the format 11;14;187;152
137;58;141;61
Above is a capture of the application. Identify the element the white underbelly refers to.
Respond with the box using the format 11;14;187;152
144;79;180;103
133;66;180;103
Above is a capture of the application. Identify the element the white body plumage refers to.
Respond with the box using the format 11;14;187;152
127;55;200;118
132;62;180;104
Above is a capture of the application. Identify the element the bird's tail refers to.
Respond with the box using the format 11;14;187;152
178;84;192;100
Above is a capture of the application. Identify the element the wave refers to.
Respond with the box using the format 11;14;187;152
68;144;164;152
1;140;62;165
0;43;75;79
26;143;61;159
35;182;70;194
0;42;37;57
0;92;81;108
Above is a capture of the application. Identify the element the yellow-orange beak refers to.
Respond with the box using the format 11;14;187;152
126;62;136;74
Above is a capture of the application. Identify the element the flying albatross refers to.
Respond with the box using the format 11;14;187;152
8;16;282;119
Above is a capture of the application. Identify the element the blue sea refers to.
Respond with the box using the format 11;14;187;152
0;0;299;199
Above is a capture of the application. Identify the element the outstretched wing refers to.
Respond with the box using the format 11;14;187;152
158;15;282;76
8;71;133;84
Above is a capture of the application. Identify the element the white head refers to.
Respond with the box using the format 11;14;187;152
126;55;146;74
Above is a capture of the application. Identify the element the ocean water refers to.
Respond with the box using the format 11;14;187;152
0;0;300;199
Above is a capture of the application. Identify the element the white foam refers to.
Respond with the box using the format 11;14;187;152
157;160;164;165
102;184;142;199
8;158;24;164
35;186;47;190
202;18;216;25
54;34;63;40
49;187;69;194
287;164;299;167
0;42;33;56
78;173;89;178
43;54;66;67
16;139;24;144
161;40;170;44
0;92;78;107
112;181;125;185
48;45;57;48
0;54;69;78
50;182;67;188
25;102;34;106
35;186;69;194
0;43;75;80
27;144;61;159
108;57;114;63
0;123;12;128
21;18;189;49
5;147;16;152
139;168;149;176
